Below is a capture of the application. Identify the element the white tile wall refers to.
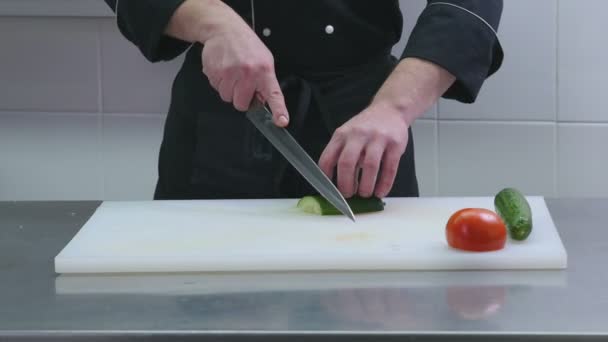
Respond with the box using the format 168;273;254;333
412;120;437;196
438;121;556;196
558;124;608;197
0;17;100;112
558;0;608;122
1;0;607;200
439;0;557;121
102;114;165;200
0;112;102;200
100;20;184;114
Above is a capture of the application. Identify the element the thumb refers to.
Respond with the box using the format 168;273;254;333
260;73;289;127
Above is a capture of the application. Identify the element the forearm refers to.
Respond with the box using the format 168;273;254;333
372;57;456;126
165;0;251;43
400;1;503;103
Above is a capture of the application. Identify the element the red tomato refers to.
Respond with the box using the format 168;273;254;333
446;208;507;252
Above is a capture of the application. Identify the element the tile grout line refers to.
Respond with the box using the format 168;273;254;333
2;110;607;125
432;118;608;125
554;0;560;198
96;19;106;200
0;110;167;118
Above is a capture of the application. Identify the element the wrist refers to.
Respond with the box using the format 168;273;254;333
167;0;248;43
370;57;455;126
370;96;419;127
194;0;233;42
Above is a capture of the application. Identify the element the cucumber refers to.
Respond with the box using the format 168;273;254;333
297;195;385;215
494;188;533;241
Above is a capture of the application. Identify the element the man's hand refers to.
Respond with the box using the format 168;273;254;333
319;103;408;199
165;0;289;127
201;21;289;127
319;57;456;198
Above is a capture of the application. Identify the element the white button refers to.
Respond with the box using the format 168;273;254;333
262;28;271;37
325;25;334;34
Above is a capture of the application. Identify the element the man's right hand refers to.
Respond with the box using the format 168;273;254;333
201;23;289;127
165;0;289;127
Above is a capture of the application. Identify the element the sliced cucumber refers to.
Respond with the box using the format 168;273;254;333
297;195;385;215
494;187;533;241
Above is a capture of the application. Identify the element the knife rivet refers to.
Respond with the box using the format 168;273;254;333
325;25;334;34
262;28;272;37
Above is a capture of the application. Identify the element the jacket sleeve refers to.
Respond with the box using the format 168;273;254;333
400;0;504;103
103;0;191;62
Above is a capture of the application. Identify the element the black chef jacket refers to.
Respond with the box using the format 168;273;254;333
103;0;504;200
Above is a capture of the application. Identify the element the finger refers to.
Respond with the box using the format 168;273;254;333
337;138;365;198
206;73;220;90
218;71;239;103
357;141;385;198
232;78;257;112
375;144;403;198
259;72;289;127
318;133;346;181
202;63;219;90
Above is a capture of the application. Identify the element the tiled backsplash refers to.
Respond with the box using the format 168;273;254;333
0;0;606;201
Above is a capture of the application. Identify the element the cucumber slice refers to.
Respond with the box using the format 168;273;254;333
297;195;385;215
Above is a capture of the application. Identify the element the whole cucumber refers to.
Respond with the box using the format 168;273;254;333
494;188;533;241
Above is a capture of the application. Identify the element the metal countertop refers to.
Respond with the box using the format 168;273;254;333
1;199;606;341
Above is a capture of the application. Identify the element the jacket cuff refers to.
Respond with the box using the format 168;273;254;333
400;2;504;103
116;0;191;62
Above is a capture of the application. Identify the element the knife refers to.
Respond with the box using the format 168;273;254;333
246;99;356;222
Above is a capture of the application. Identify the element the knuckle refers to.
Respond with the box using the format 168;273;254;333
260;63;273;73
385;164;399;176
219;91;231;102
334;127;349;139
203;69;216;81
268;89;283;100
368;128;384;139
386;135;405;148
251;60;272;73
387;138;400;147
222;64;237;75
362;159;378;170
351;126;368;137
338;159;356;170
234;101;248;112
240;63;255;76
318;157;330;170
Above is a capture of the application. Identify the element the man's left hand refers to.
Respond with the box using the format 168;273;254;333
318;101;409;199
318;57;456;199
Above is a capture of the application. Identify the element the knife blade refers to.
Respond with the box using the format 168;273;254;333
246;99;355;222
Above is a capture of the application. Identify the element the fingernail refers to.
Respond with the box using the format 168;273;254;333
277;115;289;126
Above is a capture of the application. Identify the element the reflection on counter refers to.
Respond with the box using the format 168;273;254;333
54;270;566;296
51;270;567;331
446;286;506;320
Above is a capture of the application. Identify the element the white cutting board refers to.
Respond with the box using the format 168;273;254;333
54;196;567;273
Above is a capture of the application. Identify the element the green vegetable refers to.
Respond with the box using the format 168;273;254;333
494;188;533;241
297;195;385;215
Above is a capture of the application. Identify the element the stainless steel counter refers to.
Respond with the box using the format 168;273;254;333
1;199;607;341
